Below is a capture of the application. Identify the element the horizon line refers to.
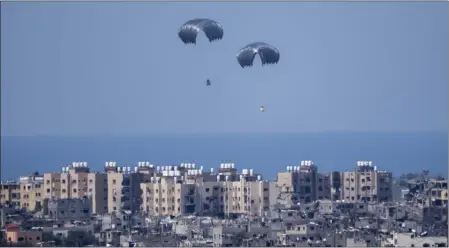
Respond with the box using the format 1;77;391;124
1;130;448;138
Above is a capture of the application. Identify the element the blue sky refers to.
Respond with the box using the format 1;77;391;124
1;2;447;135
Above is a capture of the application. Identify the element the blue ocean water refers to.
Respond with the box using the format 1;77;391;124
1;132;447;181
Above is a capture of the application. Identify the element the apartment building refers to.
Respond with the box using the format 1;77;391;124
199;164;272;216
376;170;393;202
106;162;151;214
277;161;318;204
88;173;108;214
427;179;448;206
43;162;109;214
316;173;331;200
141;176;187;216
141;163;273;217
341;161;393;203
225;174;272;216
0;181;21;207
329;171;343;201
43;163;91;199
43;172;62;199
19;173;44;211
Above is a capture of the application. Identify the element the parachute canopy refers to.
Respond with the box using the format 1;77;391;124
178;18;224;44
236;42;280;68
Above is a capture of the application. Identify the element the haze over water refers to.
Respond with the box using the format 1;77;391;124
1;132;447;180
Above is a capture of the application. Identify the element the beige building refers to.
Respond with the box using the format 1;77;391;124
277;161;318;204
201;164;272;216
43;172;62;199
106;162;153;214
141;176;189;216
19;174;44;211
276;160;392;204
341;161;393;203
88;173;108;214
141;163;273;217
0;181;21;207
43;162;108;214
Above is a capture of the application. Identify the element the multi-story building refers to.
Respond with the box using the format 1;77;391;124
0;181;21;207
427;179;448;206
341;170;358;202
376;170;393;202
200;164;273;216
277;161;318;204
141;176;186;216
87;173;108;214
43;162;109;214
19;173;44;211
329;171;343;201
341;161;392;203
106;162;152;214
141;163;273;217
43;172;62;199
316;173;331;200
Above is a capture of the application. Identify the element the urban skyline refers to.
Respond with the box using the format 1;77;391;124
1;159;401;215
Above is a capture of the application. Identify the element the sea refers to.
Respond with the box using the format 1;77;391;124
1;132;447;181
